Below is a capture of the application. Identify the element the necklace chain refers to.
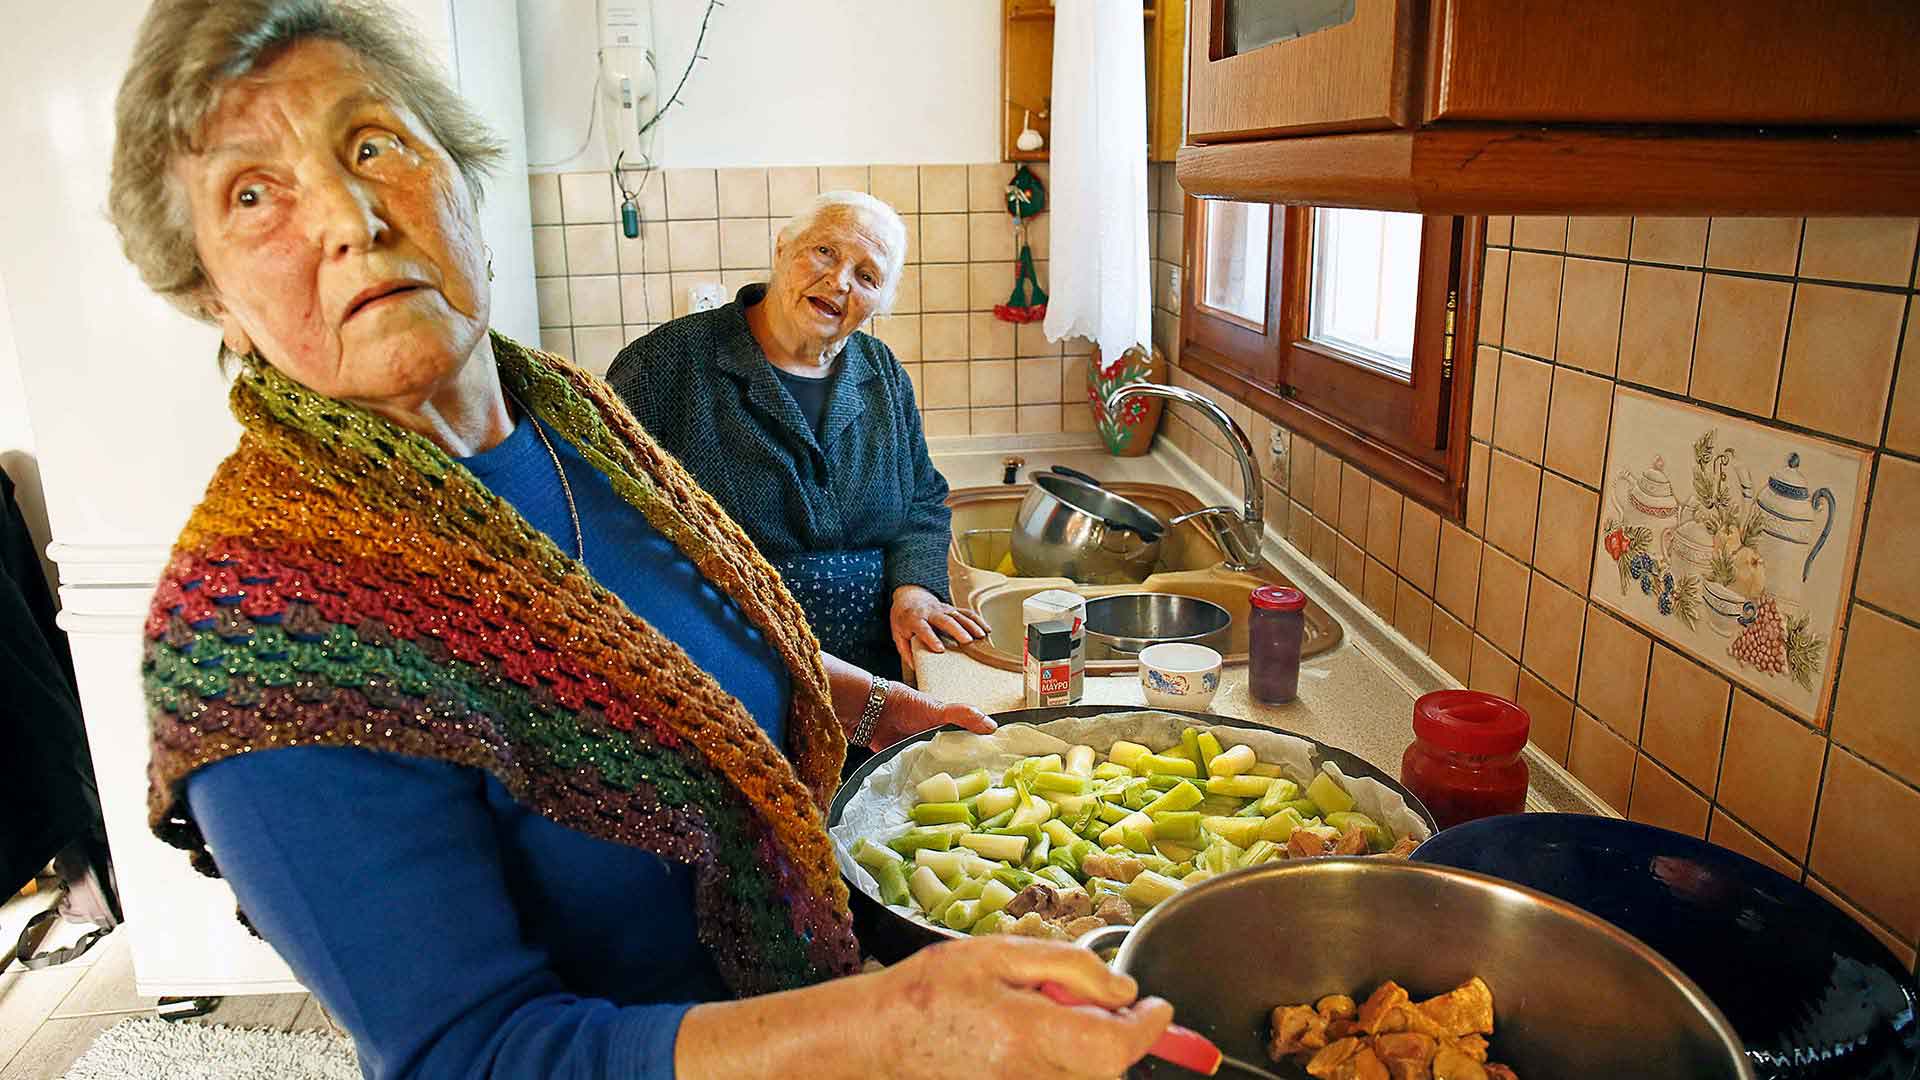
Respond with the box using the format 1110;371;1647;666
502;384;585;562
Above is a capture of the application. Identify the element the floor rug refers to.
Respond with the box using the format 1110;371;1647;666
61;1018;359;1080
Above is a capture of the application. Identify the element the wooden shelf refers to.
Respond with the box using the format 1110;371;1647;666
1003;0;1184;162
1176;126;1920;215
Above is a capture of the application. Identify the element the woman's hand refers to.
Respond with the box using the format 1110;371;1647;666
866;937;1173;1080
873;684;997;748
890;585;989;675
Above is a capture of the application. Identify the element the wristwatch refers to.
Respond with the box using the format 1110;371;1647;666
852;676;890;751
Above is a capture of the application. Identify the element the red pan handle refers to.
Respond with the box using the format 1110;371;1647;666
1038;981;1223;1076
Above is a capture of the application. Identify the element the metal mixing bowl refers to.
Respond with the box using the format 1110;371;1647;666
1084;592;1232;659
1079;859;1754;1079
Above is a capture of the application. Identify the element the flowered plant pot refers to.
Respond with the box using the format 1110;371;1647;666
1086;344;1167;457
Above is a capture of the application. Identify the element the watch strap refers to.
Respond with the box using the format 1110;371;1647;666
853;676;889;751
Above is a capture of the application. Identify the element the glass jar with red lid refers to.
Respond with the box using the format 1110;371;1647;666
1400;690;1530;830
1248;585;1307;703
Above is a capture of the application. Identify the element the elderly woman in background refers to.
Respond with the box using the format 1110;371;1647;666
111;2;1169;1078
608;193;987;683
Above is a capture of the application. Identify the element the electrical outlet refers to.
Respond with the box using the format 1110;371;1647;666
1268;427;1288;474
1169;266;1181;295
688;283;726;313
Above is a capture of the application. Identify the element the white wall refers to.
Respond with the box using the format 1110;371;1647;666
521;0;1002;171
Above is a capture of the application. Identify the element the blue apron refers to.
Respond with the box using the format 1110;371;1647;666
769;548;899;680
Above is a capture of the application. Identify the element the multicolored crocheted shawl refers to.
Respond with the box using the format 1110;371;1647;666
143;333;858;995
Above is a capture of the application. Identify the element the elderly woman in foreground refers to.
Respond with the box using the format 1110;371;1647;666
608;194;986;683
111;2;1168;1077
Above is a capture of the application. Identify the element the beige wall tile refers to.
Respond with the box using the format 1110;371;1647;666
719;267;763;295
1363;557;1397;618
1315;449;1343;523
872;313;922;362
1522;573;1586;696
1886;302;1920;456
1690;274;1792;416
1015;357;1063;405
1017;405;1063;434
1339;463;1371;542
895;213;921;265
572;326;624;373
920;214;969;263
1533;472;1598;594
1631;217;1709;266
1312;515;1339;574
1543;367;1614;489
922;312;968;361
617;220;668;274
1641;645;1732;795
533;225;569;277
539;327;574;359
1467;441;1491;535
1857;458;1920;621
1557;258;1627;376
1806;876;1920;972
970;262;1014;311
1776;284;1904;443
1431;608;1474;684
1517;671;1574;764
1063;401;1100;434
715;168;769;217
1470;347;1500;443
921;265;969;313
1394;579;1434;651
667;271;721;318
1366;482;1403;570
1398;499;1440;595
1630;754;1710;838
560;171;615;223
1469;635;1520;699
1474;544;1531;658
1158;212;1184;263
921;362;970;409
969;213;1015;262
664;168;718;219
1720;690;1825;859
767;167;820;218
1577;606;1652;740
1486;216;1513;246
1484;450;1541;561
535;278;570;327
971;407;1016;435
967;164;1008;213
1833;604;1920;787
922;408;970;437
1570;709;1636;813
1337;536;1367;594
1617;265;1701;393
1512;215;1568;251
1810;748;1920;940
1015;322;1060;358
969;359;1016;407
1290;438;1319;514
920;165;968;213
969;312;1015;359
666;220;720;271
1709;810;1800;879
1566;216;1631;259
870;165;920;213
1504;252;1563;360
564;224;618;275
891;266;921;314
631;274;672;327
528;172;563;225
717;218;771;270
1799;218;1919;287
1478;250;1508;348
819;165;868;193
1435;521;1482;623
568;275;621;325
1705;217;1802;276
1493;352;1552;462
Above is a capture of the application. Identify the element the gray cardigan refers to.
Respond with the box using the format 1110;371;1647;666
606;285;954;609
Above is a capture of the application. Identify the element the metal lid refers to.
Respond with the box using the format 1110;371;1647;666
1250;585;1306;611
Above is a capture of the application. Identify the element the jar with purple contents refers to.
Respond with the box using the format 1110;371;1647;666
1248;585;1306;703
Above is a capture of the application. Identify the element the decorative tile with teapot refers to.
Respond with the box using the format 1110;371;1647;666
1590;388;1871;727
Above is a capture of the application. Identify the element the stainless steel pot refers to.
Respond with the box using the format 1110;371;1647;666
1083;593;1231;659
1078;859;1754;1079
1011;473;1167;584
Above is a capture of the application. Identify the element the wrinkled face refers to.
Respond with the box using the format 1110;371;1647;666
175;40;488;407
767;206;895;350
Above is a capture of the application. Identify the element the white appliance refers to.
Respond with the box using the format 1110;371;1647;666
0;0;534;996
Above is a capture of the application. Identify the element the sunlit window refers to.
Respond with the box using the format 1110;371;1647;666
1199;201;1272;325
1308;207;1422;378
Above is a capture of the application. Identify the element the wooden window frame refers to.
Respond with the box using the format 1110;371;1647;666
1180;196;1483;518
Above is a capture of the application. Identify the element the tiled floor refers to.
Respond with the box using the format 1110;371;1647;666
0;890;331;1078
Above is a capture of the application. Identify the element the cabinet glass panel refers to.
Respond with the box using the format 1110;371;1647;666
1308;207;1421;378
1198;201;1273;326
1221;0;1357;56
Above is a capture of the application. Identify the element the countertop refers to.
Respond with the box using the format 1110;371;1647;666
916;435;1607;817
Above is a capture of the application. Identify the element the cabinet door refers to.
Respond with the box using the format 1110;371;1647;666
1186;0;1418;142
1426;0;1920;125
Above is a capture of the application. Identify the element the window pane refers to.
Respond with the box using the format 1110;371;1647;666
1223;0;1358;56
1308;207;1422;377
1200;201;1272;325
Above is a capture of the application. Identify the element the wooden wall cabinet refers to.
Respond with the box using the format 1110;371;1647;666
1177;0;1920;214
1003;0;1189;163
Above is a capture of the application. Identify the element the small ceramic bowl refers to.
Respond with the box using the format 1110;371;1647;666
1138;642;1223;711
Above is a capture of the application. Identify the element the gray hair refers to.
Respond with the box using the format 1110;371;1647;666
108;0;505;321
776;191;910;314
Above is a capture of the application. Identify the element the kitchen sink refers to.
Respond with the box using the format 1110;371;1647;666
945;481;1341;674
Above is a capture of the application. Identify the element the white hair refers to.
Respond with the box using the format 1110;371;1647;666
776;190;910;313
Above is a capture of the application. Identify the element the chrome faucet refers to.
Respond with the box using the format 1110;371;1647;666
1104;382;1265;571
